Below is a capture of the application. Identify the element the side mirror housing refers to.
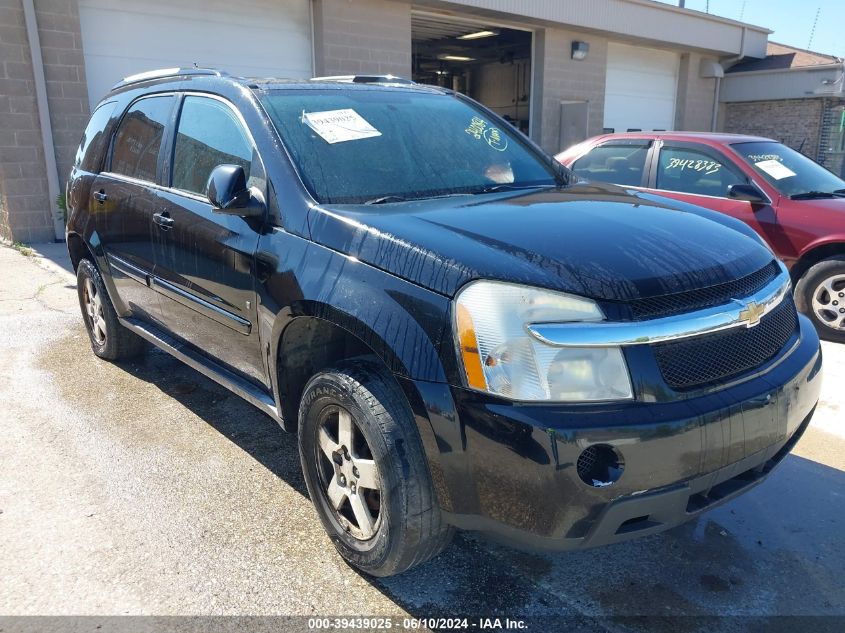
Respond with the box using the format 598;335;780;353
207;164;263;217
727;183;767;205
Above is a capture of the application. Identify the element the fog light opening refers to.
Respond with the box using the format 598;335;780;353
577;444;624;487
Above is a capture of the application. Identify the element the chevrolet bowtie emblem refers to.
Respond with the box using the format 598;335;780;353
738;301;765;328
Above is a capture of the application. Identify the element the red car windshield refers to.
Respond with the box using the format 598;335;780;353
732;141;845;199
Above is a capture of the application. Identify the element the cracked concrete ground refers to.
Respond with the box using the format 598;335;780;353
0;242;843;630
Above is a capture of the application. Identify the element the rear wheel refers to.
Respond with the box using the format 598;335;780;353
298;361;453;576
76;259;145;360
795;257;845;343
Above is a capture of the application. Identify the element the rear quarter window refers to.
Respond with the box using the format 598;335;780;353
74;101;117;172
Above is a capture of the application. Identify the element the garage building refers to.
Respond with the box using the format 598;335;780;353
0;0;769;242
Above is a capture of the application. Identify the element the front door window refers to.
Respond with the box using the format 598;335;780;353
656;146;747;198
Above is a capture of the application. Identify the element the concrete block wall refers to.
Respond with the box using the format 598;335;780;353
0;0;53;242
674;52;717;132
36;0;88;191
0;0;88;243
312;0;412;77
723;98;824;159
532;26;608;153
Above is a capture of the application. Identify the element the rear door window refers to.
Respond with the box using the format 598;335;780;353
571;143;649;186
110;95;175;183
656;145;747;197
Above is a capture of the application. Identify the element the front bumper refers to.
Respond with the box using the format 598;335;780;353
403;314;822;551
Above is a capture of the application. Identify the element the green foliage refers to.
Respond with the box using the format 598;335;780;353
55;192;67;223
12;242;34;257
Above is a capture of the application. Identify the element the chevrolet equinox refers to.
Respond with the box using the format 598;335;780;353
66;68;823;576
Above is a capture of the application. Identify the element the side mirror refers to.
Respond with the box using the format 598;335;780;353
727;183;767;205
207;164;263;217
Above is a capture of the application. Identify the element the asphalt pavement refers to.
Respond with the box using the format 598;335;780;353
0;242;842;631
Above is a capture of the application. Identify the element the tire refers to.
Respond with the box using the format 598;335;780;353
298;360;453;576
76;258;145;360
795;256;845;344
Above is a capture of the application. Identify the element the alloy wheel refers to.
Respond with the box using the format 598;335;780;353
315;406;381;540
83;277;107;345
811;273;845;332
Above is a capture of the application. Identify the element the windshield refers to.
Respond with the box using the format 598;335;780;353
732;141;845;198
260;88;561;204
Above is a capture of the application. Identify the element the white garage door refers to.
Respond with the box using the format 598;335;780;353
79;0;313;109
604;42;679;133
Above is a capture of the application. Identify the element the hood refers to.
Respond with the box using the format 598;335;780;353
788;196;845;215
308;183;774;300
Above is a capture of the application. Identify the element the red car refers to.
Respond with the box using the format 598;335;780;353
557;133;845;342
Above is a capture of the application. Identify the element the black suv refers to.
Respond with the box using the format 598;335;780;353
67;68;822;576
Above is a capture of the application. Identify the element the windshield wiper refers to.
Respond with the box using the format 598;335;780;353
364;192;473;205
364;185;555;205
364;195;408;205
471;183;558;195
790;190;845;200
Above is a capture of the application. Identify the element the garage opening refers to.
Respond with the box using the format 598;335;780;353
411;12;533;136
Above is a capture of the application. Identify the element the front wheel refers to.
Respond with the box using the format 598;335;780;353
795;257;845;343
298;361;453;576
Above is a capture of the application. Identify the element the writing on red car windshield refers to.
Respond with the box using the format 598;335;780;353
747;154;782;163
665;157;721;175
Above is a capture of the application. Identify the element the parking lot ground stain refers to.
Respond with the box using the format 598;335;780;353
376;534;573;616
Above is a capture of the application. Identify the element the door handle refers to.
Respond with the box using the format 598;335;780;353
93;190;107;203
153;211;174;229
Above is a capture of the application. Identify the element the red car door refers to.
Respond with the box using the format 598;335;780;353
645;141;790;256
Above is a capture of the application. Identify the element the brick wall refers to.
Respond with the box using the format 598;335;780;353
312;0;411;77
723;98;824;159
533;26;608;153
0;0;88;243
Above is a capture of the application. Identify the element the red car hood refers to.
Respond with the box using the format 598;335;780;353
786;196;845;215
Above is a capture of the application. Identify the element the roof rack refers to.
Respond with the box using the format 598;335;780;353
310;74;415;85
112;67;227;90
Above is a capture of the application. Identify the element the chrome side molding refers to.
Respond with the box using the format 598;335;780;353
526;264;792;348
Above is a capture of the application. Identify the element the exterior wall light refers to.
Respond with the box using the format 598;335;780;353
571;41;590;61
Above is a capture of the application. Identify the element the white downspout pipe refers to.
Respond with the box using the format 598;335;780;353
711;76;721;132
713;26;749;133
22;0;64;241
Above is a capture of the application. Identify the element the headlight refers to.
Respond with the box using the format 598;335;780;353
454;281;633;402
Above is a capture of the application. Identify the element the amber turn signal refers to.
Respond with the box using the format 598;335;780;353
456;303;487;391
